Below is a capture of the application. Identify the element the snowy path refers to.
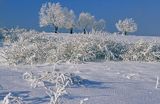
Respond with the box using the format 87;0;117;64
0;62;160;104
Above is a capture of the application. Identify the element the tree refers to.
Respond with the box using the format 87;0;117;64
63;8;76;34
92;19;106;32
115;18;137;35
78;12;95;34
39;2;65;33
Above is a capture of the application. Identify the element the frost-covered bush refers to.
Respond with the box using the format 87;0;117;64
23;70;83;88
53;35;126;62
23;71;70;104
1;32;160;65
123;40;160;61
1;33;127;65
29;71;68;104
0;93;24;104
1;32;59;65
0;28;27;44
23;69;84;104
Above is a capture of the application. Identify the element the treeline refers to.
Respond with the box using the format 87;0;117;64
39;2;137;35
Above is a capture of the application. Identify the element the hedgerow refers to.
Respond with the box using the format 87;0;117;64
0;32;160;65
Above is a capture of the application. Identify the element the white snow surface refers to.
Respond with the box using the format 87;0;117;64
0;34;160;104
0;61;160;104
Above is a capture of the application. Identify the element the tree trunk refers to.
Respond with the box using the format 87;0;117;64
124;31;127;35
55;26;58;33
70;28;73;34
83;29;86;34
122;31;127;35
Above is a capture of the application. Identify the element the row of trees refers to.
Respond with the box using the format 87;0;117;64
39;2;137;35
39;2;106;34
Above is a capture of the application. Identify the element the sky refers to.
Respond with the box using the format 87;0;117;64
0;0;160;36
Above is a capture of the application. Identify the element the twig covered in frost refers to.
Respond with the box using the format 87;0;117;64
1;93;24;104
80;98;89;104
23;72;44;88
155;76;159;89
23;69;84;104
23;70;83;88
45;79;70;104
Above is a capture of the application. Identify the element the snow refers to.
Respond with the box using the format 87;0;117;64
0;34;160;104
0;61;160;104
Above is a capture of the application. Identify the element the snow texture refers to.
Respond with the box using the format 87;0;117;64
0;61;160;104
0;31;160;104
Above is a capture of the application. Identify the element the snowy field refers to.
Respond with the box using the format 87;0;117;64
0;61;160;104
1;1;160;104
0;32;160;104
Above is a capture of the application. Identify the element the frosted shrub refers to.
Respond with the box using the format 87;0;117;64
1;33;127;65
23;70;83;88
23;71;70;104
46;75;70;104
123;41;149;61
1;33;59;65
23;72;44;88
0;28;27;44
2;32;160;65
23;69;84;104
1;93;24;104
103;41;127;61
56;35;127;62
123;40;160;62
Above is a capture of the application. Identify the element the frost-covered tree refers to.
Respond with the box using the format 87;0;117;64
63;8;76;34
92;19;106;32
78;12;95;34
116;18;137;35
39;2;65;33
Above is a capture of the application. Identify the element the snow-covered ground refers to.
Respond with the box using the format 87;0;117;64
40;32;160;43
0;61;160;104
0;34;160;104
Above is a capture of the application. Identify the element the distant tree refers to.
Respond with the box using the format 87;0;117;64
39;2;65;33
92;19;106;32
63;8;76;34
116;18;137;35
78;12;95;34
